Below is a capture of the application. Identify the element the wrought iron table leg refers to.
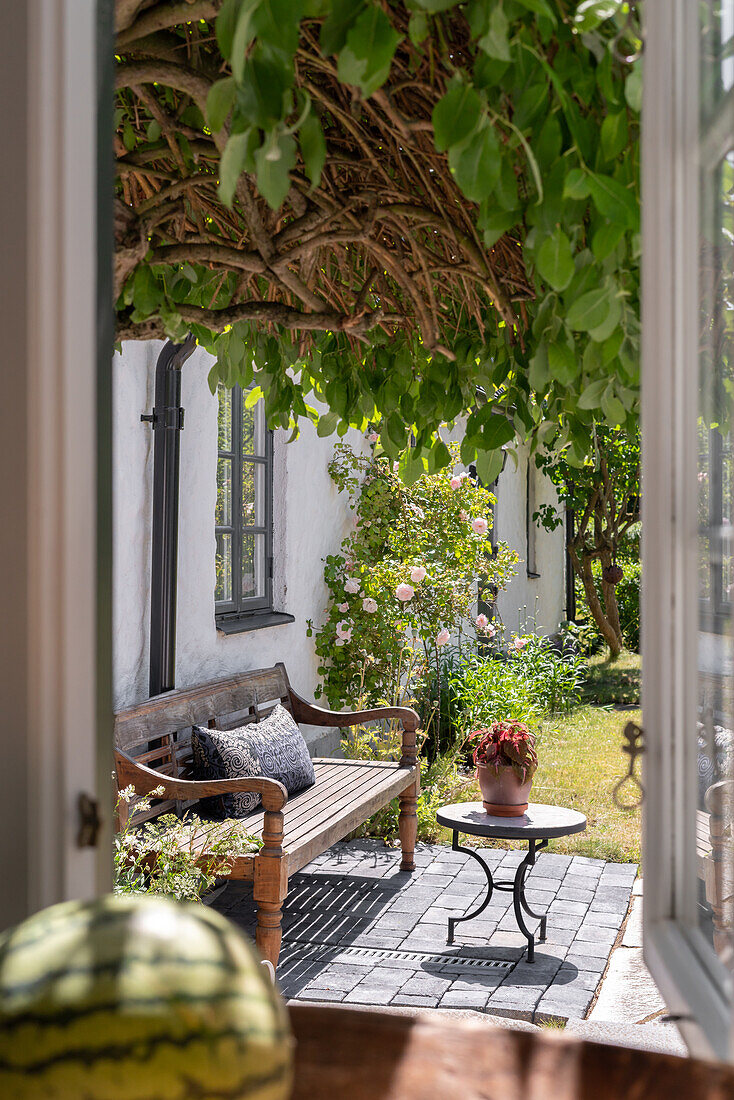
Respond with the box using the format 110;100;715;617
512;839;549;962
447;830;494;945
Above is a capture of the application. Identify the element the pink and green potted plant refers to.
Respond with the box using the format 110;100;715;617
469;721;538;817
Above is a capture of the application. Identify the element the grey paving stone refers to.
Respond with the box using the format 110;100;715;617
343;986;396;1005
298;986;346;1002
570;856;606;869
553;899;589;915
524;876;564;892
348;933;406;949
418;907;454;926
546;911;586;931
392;994;440;1007
436;891;483;909
537;854;573;872
399;973;453;997
439;988;491;1010
377;911;421;931
579;910;626;929
556;887;595;904
419;874;455;889
543;927;577;947
574;925;618;945
554;969;601;993
488;930;528;949
563;952;608;974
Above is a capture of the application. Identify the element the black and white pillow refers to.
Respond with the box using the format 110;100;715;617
192;704;316;818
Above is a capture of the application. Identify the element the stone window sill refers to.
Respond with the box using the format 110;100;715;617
216;611;295;636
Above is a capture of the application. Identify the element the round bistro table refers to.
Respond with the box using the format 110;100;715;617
436;801;587;962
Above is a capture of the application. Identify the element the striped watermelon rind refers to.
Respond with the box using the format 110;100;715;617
0;893;293;1100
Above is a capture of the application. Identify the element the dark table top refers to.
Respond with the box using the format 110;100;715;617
436;801;587;841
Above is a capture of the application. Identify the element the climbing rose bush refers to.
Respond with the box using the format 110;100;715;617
308;442;518;709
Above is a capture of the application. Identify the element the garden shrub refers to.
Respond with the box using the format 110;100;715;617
307;441;518;714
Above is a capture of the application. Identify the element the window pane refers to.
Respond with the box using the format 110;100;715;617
215;532;232;603
218;384;232;452
701;2;734;116
243;396;266;457
696;151;734;967
242;460;265;528
216;457;232;527
241;533;266;599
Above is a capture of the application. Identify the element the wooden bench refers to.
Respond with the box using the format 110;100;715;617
114;663;421;968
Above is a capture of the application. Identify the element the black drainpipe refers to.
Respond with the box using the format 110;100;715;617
141;334;196;697
565;505;577;622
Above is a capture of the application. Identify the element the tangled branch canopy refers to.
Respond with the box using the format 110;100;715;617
114;0;641;481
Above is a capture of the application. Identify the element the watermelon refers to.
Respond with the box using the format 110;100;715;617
0;894;293;1100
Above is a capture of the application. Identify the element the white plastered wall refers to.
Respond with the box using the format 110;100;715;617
113;344;568;752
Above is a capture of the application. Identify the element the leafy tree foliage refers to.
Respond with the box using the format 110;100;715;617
115;0;640;477
535;425;640;657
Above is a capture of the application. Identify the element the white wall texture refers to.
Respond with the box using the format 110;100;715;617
113;342;567;749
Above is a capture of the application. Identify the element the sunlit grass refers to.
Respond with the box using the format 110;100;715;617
582;649;641;706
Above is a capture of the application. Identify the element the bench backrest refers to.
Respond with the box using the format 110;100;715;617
114;663;293;823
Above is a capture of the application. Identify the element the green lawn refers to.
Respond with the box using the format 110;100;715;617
582;649;641;706
465;704;642;864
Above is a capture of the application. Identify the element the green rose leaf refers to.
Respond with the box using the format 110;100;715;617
577;377;609;409
536;227;575;291
563;167;590;200
565;286;612;332
432;81;483;153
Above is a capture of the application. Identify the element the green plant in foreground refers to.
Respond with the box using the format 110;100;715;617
114;786;262;903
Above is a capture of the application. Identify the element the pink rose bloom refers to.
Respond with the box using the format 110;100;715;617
471;517;489;536
476;613;489;631
338;602;349;613
344;578;360;594
345;560;355;571
450;476;462;490
487;624;496;638
396;583;415;602
362;597;378;613
410;565;427;584
459;509;469;522
336;620;352;641
513;636;528;651
368;431;379;443
436;628;450;647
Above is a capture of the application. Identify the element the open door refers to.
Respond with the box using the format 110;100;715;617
643;0;734;1059
0;2;113;928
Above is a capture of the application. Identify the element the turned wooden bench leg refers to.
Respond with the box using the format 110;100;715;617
253;804;288;969
399;775;420;872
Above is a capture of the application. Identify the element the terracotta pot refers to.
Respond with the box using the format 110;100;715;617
476;763;532;817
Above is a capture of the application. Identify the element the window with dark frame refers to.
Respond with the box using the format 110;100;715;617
526;462;540;579
214;385;293;633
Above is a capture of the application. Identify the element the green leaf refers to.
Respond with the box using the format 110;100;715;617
625;65;642;113
299;112;327;186
592;221;625;261
600;110;628;161
432;81;483;153
231;0;262;83
528;345;549;390
516;0;556;20
577;377;608;409
548;342;578;385
536;227;574;291
132;265;162;315
478;207;517;249
475;448;505;485
337;5;402;98
320;0;366;54
235;53;292;128
481;413;515;450
218;129;258;206
588;291;622;342
146;120;161;143
317;411;338;436
573;0;623;33
478;4;511;62
207;77;236;132
448;122;500;202
122;120;136;151
601;383;626;425
565;286;612;332
563;167;590;200
407;0;458;11
216;0;244;57
587;172;638;230
408;10;429;44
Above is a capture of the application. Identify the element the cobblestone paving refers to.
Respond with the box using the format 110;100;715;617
214;839;637;1023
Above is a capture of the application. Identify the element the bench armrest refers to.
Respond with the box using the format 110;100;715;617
289;689;420;766
114;749;288;811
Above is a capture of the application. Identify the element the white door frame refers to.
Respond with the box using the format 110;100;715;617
0;0;113;929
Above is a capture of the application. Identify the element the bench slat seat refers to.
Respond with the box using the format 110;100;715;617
114;663;420;969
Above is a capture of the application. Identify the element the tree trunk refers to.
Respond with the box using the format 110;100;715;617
569;547;624;659
599;548;624;651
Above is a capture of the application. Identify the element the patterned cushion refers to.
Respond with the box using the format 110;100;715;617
191;704;316;819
